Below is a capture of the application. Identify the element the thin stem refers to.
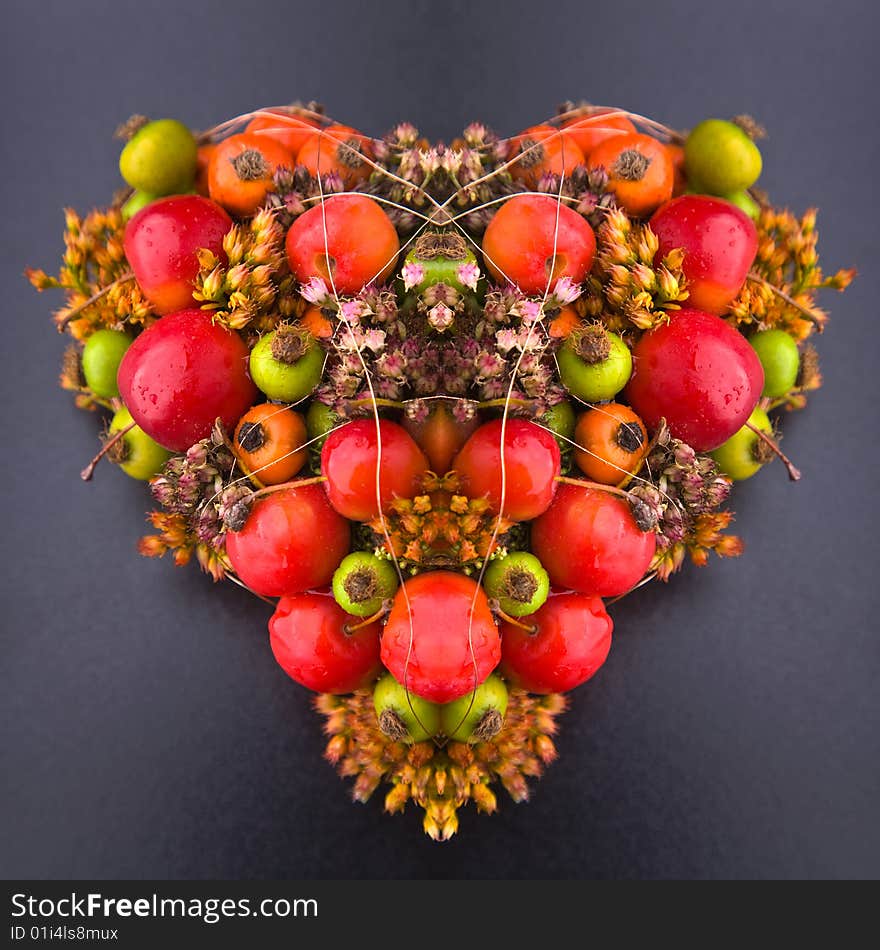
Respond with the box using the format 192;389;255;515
347;397;406;411
746;422;802;481
605;571;658;606
80;422;135;481
555;474;635;502
493;605;538;634
58;272;135;331
343;603;390;634
478;397;536;410
248;475;327;501
747;273;824;330
224;571;279;606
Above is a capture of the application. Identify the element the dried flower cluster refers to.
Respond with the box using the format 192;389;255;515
138;422;249;581
727;206;855;340
316;688;565;839
368;122;515;233
26;206;154;339
629;423;742;580
264;164;346;228
193;208;302;335
367;472;517;572
580;208;690;332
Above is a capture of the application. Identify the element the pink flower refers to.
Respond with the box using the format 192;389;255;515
513;299;543;325
427;303;455;332
300;276;330;305
551;276;581;305
495;328;519;354
456;261;481;291
339;299;368;324
337;325;385;353
475;350;506;379
400;261;426;291
362;328;386;353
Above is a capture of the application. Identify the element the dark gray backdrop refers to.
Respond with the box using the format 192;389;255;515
3;0;878;879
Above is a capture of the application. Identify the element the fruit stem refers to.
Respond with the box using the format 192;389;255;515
225;571;279;606
555;474;634;502
747;273;824;330
80;422;136;481
478;397;535;410
745;422;802;481
343;603;390;634
248;475;327;501
347;397;407;411
492;603;538;634
57;272;135;332
605;571;658;605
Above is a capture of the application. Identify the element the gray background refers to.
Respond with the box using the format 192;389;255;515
2;0;878;879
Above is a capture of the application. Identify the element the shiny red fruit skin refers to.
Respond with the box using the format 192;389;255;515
402;401;480;475
624;307;764;451
453;418;561;521
117;308;257;452
320;418;428;521
531;484;656;597
123;195;232;314
269;591;380;693
380;572;501;703
501;592;613;693
650;195;758;315
285;195;400;294
225;485;350;597
481;194;596;294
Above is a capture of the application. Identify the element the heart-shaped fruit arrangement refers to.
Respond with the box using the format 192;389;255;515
29;104;853;839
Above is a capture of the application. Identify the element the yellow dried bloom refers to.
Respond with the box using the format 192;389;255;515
192;210;302;335
26;205;155;340
317;689;566;840
727;206;855;339
580;212;689;333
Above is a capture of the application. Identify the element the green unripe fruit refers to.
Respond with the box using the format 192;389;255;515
332;552;399;617
305;400;342;450
557;326;632;402
121;190;159;222
440;674;509;743
373;673;442;743
249;326;324;402
402;231;479;295
684;119;762;195
710;407;773;481
749;329;800;398
119;119;197;196
108;407;171;480
539;399;576;449
122;188;196;221
722;190;760;220
483;551;549;617
81;329;133;398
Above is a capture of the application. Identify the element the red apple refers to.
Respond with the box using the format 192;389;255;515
285;195;399;294
320;418;428;522
530;484;656;597
650;195;758;315
269;592;381;694
226;485;350;597
624;307;764;451
481;194;596;294
380;572;500;703
117;309;257;451
500;592;613;693
123;195;232;315
452;418;561;521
